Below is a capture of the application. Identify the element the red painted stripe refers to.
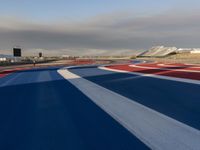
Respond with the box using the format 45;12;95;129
137;63;200;71
0;74;8;78
0;68;29;78
106;64;200;80
0;70;15;78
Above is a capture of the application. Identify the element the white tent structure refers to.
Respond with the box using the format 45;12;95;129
0;54;21;62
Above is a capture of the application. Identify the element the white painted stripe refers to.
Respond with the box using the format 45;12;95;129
129;64;200;73
186;63;200;66
157;64;181;67
58;68;200;150
158;64;200;69
99;66;200;85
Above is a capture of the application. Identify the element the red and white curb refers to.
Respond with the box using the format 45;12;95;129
99;66;200;85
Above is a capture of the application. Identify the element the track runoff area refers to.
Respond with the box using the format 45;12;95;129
1;61;200;150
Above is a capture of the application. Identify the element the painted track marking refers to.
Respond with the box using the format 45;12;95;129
99;66;200;85
58;68;200;150
129;64;200;73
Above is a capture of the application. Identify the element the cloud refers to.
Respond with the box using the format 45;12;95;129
0;10;200;56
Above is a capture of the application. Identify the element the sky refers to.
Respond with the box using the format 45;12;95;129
0;0;200;56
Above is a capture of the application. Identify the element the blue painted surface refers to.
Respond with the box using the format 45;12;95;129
70;66;200;130
132;60;146;64
0;67;149;150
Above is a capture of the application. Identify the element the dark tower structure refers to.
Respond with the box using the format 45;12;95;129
39;52;42;57
13;48;21;57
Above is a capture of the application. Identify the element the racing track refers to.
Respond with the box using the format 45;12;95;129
0;62;200;150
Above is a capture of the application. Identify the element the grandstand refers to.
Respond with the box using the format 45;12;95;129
139;46;177;57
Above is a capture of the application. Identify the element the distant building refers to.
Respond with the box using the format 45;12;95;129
177;48;193;53
139;46;200;57
190;49;200;54
177;48;200;54
39;52;43;57
61;55;71;58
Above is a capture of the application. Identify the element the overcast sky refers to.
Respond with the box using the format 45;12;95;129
0;0;200;56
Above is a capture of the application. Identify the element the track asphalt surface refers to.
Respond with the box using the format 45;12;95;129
1;62;200;150
0;67;149;150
